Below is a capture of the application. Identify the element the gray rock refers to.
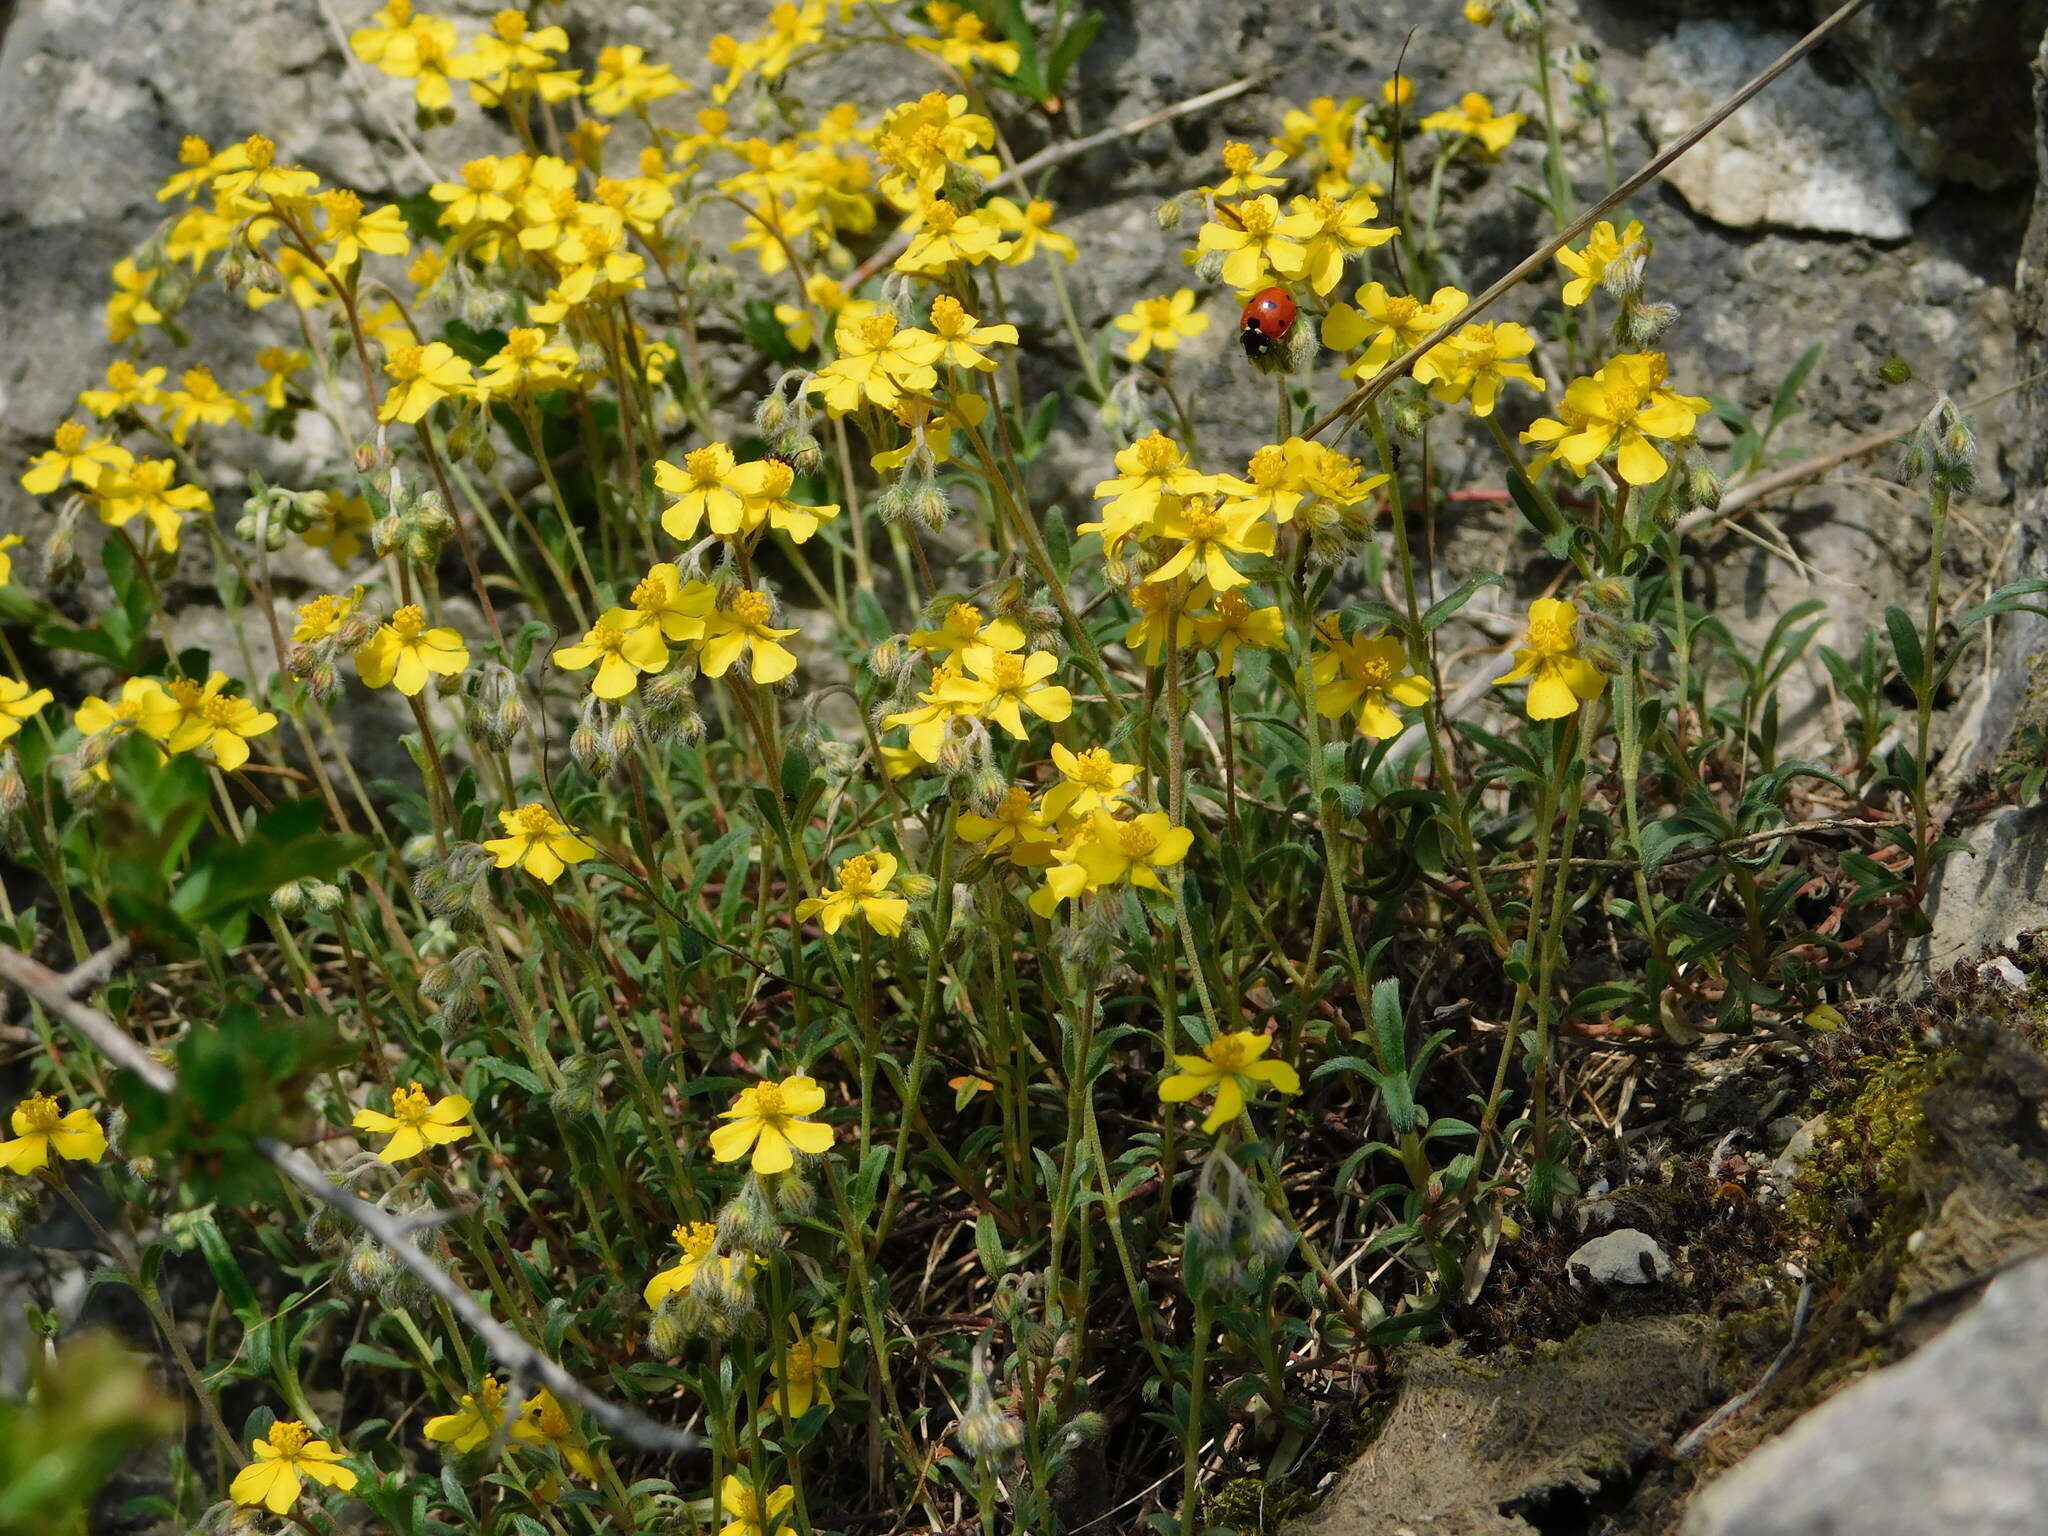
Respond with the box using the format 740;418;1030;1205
1682;1252;2048;1536
1921;807;2048;971
1567;1228;1674;1288
1766;1114;1826;1202
1635;20;1934;239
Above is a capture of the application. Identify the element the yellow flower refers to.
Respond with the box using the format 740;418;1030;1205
1494;598;1608;720
210;133;320;205
880;662;973;763
1041;743;1139;823
430;156;522;230
1276;192;1400;296
351;1081;473;1163
955;786;1058;867
907;602;1024;659
1031;809;1192;916
873;92;997;203
379;15;463;111
774;272;864;353
0;1093;107;1174
302;497;373;567
451;9;578;109
895;198;1013;275
1419;92;1526;157
156;133;220;203
1217;441;1308;524
425;1375;548;1454
349;0;417;64
701;588;800;684
1413;322;1545;417
618;565;717;643
586;44;685;115
1464;0;1495;23
1208;140;1289;197
228;1420;357;1514
926;295;1018;372
1194;590;1286;678
1313;629;1431;739
484;803;597;884
936;647;1073;739
527;1391;595;1479
796;850;909;936
317;188;410;274
807;311;944;416
1557;219;1648;306
1195;194;1305;292
1321;282;1469;381
380;342;476;424
20;420;128;495
357;605;470;695
552;617;668;699
656;444;750;541
253;347;310;411
90;459;206;552
78;359;166;418
74;679;179;779
1520;351;1706;486
644;1220;749;1308
709;1075;833;1175
1383;74;1415;107
1122;579;1201;667
731;459;841;544
1114;290;1209;363
1086;431;1219;555
160;672;278;771
478;327;581;398
1158;1032;1300;1133
1149;495;1275;591
105;257;164;343
985;195;1076;264
906;2;1021;77
0;676;51;744
765;1331;841;1419
719;1474;797;1536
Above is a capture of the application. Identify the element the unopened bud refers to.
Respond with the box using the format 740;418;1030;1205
1155;198;1186;232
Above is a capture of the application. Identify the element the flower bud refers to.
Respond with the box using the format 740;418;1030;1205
718;1178;780;1251
647;1304;688;1357
1155;198;1187;232
271;880;308;917
0;753;27;821
1877;355;1914;387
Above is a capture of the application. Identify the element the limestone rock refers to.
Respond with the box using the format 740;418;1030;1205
1567;1229;1674;1288
1636;20;1934;239
1921;807;2048;970
1682;1253;2048;1536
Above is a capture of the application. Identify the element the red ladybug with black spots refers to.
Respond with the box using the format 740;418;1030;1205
1239;287;1297;361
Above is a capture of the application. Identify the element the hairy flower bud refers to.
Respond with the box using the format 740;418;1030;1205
1155;197;1188;232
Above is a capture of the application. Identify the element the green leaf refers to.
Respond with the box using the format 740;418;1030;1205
1768;342;1824;432
1884;605;1925;688
1419;571;1505;634
1045;9;1104;97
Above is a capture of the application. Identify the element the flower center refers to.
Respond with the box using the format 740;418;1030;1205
857;313;900;349
754;462;795;499
1214;591;1252;623
199;694;241;727
242;134;277;169
391;1082;433;1126
923;199;961;233
836;854;878;895
684;446;727;485
178;135;210;167
1221;141;1255;176
490;10;527;42
678;1221;717;1260
589;622;627;654
944;603;984;637
750;1082;787;1117
504;328;543;360
1132;433;1178;475
1245;445;1287;486
53;421;87;453
1206;1035;1255;1072
1180;501;1225;540
267;1420;312;1457
1071;749;1121;789
389;345;427;382
1355;653;1394;687
786;1341;818;1383
16;1093;60;1134
1113;820;1159;859
730;589;773;628
928;294;969;336
511;802;557;836
989;655;1026;690
1237;199;1276;236
389;605;427;641
1527;616;1574;656
995;786;1034;823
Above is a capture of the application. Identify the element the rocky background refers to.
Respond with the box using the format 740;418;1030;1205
3;0;2048;1531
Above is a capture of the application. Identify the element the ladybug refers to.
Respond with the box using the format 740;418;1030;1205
1239;287;1297;361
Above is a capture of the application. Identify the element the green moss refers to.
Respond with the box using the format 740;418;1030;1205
1203;1475;1321;1535
1783;1046;1952;1282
